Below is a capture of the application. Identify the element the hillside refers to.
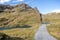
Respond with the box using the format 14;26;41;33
0;4;41;40
0;3;41;28
43;12;60;22
43;12;60;40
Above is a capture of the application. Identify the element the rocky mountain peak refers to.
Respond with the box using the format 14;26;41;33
15;3;32;9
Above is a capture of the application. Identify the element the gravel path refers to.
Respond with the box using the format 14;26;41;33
34;24;57;40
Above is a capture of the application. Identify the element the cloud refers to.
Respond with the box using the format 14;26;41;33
0;0;24;4
19;0;24;1
0;0;10;4
51;9;60;13
12;0;24;2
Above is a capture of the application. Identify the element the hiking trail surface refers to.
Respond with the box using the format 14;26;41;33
34;24;57;40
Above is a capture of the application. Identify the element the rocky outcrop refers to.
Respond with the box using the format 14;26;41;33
0;33;9;40
0;33;24;40
0;4;13;13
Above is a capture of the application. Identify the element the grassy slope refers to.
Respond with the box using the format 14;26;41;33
0;5;41;40
44;13;60;40
0;23;40;40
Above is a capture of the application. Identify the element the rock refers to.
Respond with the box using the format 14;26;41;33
0;33;9;40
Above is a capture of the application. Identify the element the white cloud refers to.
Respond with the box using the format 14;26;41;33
0;0;10;4
12;0;24;2
45;9;60;14
51;9;60;12
19;0;24;1
51;9;60;13
0;0;24;4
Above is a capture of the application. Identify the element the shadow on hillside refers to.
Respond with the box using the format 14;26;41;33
9;37;24;40
0;25;32;30
0;33;24;40
0;8;5;13
17;25;32;28
1;37;24;40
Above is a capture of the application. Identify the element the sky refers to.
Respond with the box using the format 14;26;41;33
0;0;60;14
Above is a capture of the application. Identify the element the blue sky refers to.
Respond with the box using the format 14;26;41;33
0;0;60;14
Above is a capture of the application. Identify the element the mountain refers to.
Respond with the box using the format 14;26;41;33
43;11;60;22
0;3;41;28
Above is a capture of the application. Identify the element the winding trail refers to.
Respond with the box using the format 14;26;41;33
34;24;57;40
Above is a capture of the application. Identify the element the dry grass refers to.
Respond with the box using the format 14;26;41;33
44;13;60;40
47;23;60;40
0;8;41;40
0;4;41;40
0;23;40;40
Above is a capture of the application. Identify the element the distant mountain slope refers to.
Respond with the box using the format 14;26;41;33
43;12;60;22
